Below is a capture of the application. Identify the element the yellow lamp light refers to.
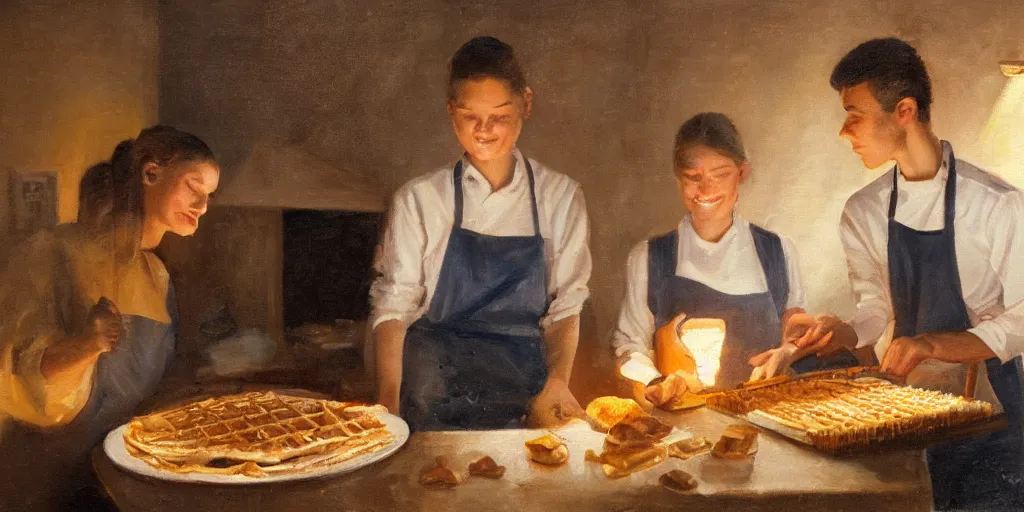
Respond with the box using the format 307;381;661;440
1000;60;1024;77
678;318;726;387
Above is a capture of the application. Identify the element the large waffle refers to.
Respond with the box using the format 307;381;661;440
708;377;995;452
123;391;395;476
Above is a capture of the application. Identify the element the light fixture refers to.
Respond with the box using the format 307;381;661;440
1000;60;1024;77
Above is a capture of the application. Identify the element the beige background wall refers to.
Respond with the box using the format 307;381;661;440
0;0;158;264
5;1;1020;397
156;0;1024;337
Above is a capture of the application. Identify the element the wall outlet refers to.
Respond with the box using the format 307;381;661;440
10;170;58;233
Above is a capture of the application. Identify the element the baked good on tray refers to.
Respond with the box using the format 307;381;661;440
707;377;994;451
123;391;395;477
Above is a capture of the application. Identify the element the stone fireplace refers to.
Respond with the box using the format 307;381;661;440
166;141;386;395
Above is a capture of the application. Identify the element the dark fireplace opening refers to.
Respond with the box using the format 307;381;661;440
282;209;382;328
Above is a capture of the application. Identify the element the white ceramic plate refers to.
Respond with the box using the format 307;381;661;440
103;412;410;485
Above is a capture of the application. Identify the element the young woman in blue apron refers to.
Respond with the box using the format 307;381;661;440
371;37;592;431
0;126;219;511
611;113;853;404
780;38;1024;509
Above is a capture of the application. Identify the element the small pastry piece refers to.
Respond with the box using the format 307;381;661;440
525;433;569;466
668;437;712;460
605;415;673;447
600;443;668;479
711;424;759;459
468;455;506;479
645;372;689;406
420;456;459;488
584;449;605;464
585;396;648;432
660;469;699;493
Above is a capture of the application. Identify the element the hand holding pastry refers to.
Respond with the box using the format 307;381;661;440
643;372;687;407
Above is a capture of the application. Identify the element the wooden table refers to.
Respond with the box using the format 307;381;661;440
94;408;933;511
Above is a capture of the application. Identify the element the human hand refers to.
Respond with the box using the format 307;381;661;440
527;378;585;428
748;343;800;381
85;297;123;353
880;335;936;377
788;314;852;356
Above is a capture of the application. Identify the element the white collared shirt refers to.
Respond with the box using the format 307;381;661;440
611;214;804;370
841;141;1024;362
369;148;591;330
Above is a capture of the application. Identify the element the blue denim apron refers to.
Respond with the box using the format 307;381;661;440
0;286;177;511
399;158;548;431
885;153;1023;509
647;224;799;390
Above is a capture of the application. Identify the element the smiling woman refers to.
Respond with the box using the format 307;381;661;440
610;112;857;405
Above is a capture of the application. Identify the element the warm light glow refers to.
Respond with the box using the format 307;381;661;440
679;318;726;387
619;353;662;384
975;75;1024;189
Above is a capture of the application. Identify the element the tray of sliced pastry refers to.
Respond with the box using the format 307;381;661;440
705;366;1007;454
104;390;409;484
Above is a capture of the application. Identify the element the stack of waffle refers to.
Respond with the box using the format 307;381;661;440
708;377;994;452
123;391;394;476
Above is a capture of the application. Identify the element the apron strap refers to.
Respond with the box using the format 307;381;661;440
646;230;678;322
887;165;900;220
750;224;789;318
524;158;542;237
452;155;542;237
452;160;465;228
646;224;789;323
943;150;966;301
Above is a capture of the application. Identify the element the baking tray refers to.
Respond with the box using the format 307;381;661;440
705;366;1009;454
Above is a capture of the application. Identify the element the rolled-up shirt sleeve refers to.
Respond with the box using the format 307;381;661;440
839;199;892;349
0;232;91;427
968;190;1024;362
369;185;428;330
611;241;657;372
541;186;592;328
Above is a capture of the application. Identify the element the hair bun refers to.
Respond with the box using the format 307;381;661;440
110;139;134;163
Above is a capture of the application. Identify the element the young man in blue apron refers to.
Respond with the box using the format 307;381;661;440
371;37;591;431
778;38;1024;510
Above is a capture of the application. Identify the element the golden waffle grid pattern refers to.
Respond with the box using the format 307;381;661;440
124;391;395;476
708;378;994;452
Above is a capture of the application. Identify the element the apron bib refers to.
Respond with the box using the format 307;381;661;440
884;151;1023;509
645;225;830;390
400;157;548;431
